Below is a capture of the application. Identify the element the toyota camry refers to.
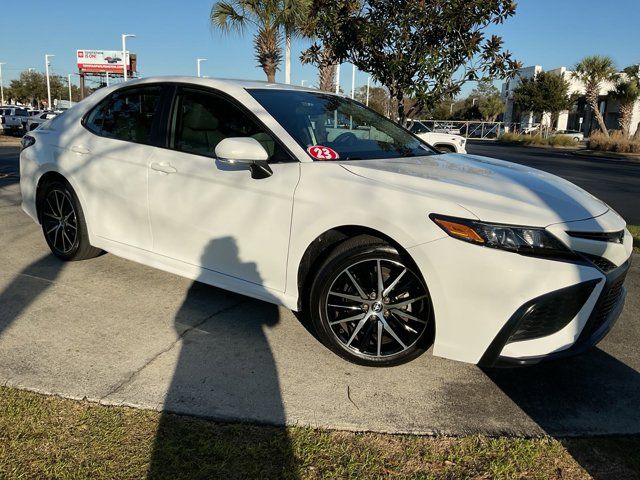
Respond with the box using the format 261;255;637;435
19;77;633;367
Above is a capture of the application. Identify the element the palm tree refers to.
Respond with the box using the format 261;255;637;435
211;0;283;82
573;55;617;138
280;0;311;84
610;67;639;138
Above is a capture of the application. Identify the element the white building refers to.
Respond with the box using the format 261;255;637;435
501;65;640;135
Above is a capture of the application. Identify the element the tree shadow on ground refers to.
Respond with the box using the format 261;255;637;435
147;237;298;480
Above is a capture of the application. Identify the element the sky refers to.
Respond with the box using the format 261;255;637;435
0;0;638;97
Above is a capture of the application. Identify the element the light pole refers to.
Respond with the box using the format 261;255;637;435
0;63;5;106
351;64;356;99
106;72;110;87
300;80;306;87
67;74;73;106
366;76;371;106
196;58;207;78
45;54;55;110
335;64;340;94
122;34;136;81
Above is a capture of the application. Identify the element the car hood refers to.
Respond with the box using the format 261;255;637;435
340;153;609;226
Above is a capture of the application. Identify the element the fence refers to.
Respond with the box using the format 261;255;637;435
411;120;522;140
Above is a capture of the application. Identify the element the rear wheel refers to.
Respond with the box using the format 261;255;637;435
309;236;433;367
39;181;102;261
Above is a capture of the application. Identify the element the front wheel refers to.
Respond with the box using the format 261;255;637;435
39;180;102;261
309;236;433;367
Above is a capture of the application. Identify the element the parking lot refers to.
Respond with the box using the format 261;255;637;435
1;142;639;437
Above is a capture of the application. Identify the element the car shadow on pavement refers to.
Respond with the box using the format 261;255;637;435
147;237;298;479
0;254;65;341
484;349;640;479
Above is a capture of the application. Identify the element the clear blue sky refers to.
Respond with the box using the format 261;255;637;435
1;0;638;96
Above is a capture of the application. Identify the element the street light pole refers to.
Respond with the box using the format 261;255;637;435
0;63;5;106
45;54;55;110
106;72;109;87
351;64;356;99
196;58;207;78
366;76;371;106
122;34;135;81
335;64;340;94
301;80;306;87
67;74;73;106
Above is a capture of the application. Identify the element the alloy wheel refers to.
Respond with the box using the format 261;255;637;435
42;188;78;255
324;258;430;359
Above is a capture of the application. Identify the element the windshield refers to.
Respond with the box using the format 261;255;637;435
249;89;435;161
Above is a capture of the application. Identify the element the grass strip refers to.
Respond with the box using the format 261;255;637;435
1;386;639;479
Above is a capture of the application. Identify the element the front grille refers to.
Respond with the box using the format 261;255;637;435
567;230;625;244
507;281;598;343
583;253;618;273
579;272;627;340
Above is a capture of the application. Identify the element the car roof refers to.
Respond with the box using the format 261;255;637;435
115;75;340;96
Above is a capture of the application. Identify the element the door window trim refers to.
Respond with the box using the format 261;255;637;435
163;83;298;164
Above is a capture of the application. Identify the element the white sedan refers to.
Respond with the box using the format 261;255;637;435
19;77;633;367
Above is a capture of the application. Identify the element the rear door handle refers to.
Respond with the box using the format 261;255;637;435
150;162;177;174
71;145;90;155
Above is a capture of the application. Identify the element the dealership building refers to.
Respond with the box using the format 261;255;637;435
501;65;640;135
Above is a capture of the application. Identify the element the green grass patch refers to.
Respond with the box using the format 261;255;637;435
1;386;639;479
499;132;578;147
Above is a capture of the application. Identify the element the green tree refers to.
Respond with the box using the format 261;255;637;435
211;0;283;82
303;0;521;124
468;80;505;121
514;71;573;132
610;65;640;138
354;84;391;116
573;55;617;137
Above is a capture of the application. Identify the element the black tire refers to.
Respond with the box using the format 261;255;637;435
435;144;456;154
38;180;102;261
308;235;433;367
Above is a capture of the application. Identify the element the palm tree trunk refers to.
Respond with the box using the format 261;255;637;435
285;32;291;85
634;122;640;141
587;87;609;138
618;102;633;137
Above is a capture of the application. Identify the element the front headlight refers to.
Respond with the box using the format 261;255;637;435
430;214;572;257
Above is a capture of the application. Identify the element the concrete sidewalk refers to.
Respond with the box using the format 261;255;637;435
1;179;640;437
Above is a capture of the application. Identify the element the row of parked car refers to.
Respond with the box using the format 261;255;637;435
0;106;58;134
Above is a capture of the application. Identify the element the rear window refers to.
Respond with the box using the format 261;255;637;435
16;109;28;116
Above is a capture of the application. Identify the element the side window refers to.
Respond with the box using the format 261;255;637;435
171;88;292;163
16;109;28;116
84;86;162;145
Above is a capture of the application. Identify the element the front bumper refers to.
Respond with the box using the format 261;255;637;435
479;258;629;367
407;211;633;365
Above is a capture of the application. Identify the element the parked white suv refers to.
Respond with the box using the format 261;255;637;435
409;120;467;153
19;78;632;367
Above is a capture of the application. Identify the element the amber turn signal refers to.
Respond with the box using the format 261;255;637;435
433;218;485;244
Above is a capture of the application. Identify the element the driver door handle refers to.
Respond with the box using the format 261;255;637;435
150;162;177;174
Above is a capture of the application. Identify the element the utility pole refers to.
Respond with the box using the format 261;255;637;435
196;58;207;78
0;63;5;105
45;54;55;110
122;34;136;81
67;74;73;106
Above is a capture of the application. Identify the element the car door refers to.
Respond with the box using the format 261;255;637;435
146;86;300;292
73;85;167;251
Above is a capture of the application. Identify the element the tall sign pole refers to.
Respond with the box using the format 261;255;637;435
0;63;5;106
122;34;136;81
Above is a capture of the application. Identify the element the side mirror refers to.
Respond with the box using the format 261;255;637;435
214;137;273;179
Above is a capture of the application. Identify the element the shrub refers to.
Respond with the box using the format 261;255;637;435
498;133;578;147
588;130;640;154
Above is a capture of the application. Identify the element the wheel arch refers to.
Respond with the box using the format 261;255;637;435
296;225;424;311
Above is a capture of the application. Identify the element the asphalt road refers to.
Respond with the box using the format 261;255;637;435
467;141;640;225
0;143;639;442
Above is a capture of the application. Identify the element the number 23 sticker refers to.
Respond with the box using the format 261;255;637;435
307;145;340;160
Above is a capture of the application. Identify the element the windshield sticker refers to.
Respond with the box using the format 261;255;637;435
307;145;340;161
